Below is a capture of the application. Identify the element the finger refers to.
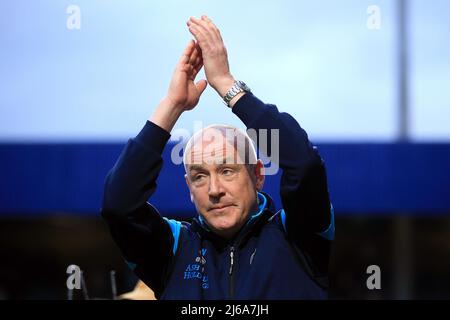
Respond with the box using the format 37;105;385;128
193;41;201;56
188;17;217;43
197;15;222;42
190;16;218;41
194;55;202;69
193;43;203;66
201;15;222;40
181;63;195;77
187;22;209;46
194;41;202;56
183;39;195;57
191;56;203;78
188;41;201;66
192;61;203;79
195;79;208;95
179;40;195;64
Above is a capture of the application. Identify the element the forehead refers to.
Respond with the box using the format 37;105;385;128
185;128;247;167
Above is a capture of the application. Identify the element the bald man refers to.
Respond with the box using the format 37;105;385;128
102;16;334;300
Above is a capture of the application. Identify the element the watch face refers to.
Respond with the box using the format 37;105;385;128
238;81;251;92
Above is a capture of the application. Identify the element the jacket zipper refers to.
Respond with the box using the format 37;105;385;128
228;246;235;299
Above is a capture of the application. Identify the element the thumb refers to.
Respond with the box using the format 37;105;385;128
196;79;208;95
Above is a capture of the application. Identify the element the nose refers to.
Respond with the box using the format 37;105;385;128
208;175;225;198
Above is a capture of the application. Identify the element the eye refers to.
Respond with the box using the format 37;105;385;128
194;174;205;181
222;168;234;176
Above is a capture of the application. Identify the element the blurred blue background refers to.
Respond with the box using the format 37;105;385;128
0;0;449;215
0;0;449;299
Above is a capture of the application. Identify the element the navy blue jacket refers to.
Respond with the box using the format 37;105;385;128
101;93;334;299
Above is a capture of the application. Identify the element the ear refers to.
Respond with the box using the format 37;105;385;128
254;160;265;191
185;174;194;203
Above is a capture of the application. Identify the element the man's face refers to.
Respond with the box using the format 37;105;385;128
185;129;264;239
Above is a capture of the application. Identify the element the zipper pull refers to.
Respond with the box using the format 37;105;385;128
229;246;235;275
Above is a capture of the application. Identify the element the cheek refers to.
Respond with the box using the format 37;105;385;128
233;186;257;215
231;180;255;199
192;189;208;208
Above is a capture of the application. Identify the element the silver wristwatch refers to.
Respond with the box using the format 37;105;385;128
222;80;251;107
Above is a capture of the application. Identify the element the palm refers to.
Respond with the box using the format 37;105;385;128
166;41;207;111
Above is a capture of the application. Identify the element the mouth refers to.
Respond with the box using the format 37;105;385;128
209;204;234;211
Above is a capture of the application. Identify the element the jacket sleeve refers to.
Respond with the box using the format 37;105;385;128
232;93;334;275
101;120;177;296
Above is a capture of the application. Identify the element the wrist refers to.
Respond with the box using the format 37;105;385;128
221;80;251;108
212;75;236;97
228;92;246;109
159;97;186;114
149;98;184;133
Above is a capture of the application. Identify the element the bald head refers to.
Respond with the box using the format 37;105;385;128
183;124;257;172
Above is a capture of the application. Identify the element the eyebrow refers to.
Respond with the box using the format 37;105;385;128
188;160;241;172
188;165;206;173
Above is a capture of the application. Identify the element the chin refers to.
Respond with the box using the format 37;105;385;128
211;217;237;231
212;220;233;230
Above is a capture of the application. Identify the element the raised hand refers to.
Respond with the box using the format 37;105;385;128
150;40;207;132
187;16;236;98
165;39;208;111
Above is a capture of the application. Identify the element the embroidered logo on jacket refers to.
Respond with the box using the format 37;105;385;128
183;248;209;289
